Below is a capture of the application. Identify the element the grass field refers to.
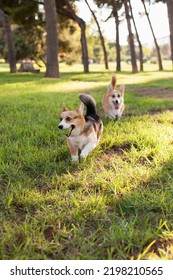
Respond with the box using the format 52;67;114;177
0;62;173;260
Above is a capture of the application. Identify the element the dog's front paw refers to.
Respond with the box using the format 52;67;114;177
71;155;79;161
80;151;88;159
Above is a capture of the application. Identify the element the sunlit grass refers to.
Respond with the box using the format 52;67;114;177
0;64;173;259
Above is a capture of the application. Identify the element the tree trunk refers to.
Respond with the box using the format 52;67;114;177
0;9;17;73
166;0;173;71
78;18;89;73
58;0;89;73
85;0;109;70
124;0;138;73
44;0;59;78
141;0;163;71
111;0;121;71
128;0;144;72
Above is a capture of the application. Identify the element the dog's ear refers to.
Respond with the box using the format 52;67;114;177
119;85;125;95
76;102;84;114
108;84;113;92
62;104;68;112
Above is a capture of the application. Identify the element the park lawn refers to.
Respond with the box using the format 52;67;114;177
0;64;173;260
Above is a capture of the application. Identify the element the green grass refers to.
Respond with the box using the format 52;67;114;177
0;62;173;260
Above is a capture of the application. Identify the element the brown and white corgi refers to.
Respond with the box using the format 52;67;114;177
102;74;125;120
58;94;103;161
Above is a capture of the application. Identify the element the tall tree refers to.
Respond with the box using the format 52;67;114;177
0;9;17;73
141;0;163;70
111;0;122;71
0;0;47;69
85;0;109;69
128;0;144;71
154;0;173;70
124;0;138;73
56;0;89;73
44;0;59;78
94;0;123;71
165;0;173;70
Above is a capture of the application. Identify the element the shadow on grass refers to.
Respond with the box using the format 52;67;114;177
1;69;173;259
52;155;173;260
113;156;173;259
0;120;173;259
0;72;44;84
0;68;171;85
9;154;173;260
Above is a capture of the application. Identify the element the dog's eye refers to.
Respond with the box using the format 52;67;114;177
112;94;115;98
66;117;72;122
118;94;121;98
60;117;63;121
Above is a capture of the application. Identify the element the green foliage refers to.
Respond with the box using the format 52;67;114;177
14;25;46;62
58;18;81;64
0;0;81;65
0;0;40;26
0;64;173;260
93;0;123;10
0;0;45;63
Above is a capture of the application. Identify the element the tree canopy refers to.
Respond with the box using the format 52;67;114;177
0;0;172;74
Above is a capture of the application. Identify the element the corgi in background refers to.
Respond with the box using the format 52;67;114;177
58;94;103;161
102;74;125;120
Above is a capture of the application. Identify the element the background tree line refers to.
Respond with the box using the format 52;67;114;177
0;0;172;78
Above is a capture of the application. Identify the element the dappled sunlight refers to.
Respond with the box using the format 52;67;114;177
0;78;104;98
0;70;172;103
43;80;106;94
0;0;173;261
1;67;173;259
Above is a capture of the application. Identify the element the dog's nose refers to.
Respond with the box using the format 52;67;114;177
58;125;63;129
115;100;119;104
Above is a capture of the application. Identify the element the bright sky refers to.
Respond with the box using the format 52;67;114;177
76;0;170;46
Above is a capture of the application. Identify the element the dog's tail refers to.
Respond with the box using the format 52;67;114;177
111;74;116;89
108;74;116;91
79;94;97;116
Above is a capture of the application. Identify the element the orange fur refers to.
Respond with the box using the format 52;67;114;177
58;94;103;161
102;75;125;120
111;74;117;89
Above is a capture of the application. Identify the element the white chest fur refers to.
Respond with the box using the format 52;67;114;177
70;134;88;150
108;109;121;119
68;133;97;160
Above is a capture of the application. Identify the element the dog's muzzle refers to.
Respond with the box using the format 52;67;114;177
67;125;75;137
58;125;63;129
113;100;120;109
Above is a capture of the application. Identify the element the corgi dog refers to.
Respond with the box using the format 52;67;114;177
58;94;103;161
102;74;125;120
